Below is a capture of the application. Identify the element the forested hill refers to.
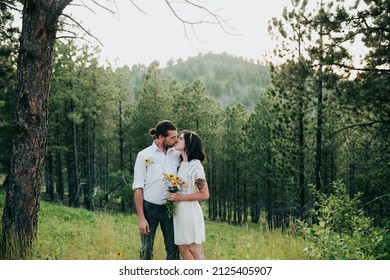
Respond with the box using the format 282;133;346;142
162;52;271;109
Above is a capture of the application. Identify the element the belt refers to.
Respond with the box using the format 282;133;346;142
143;200;165;208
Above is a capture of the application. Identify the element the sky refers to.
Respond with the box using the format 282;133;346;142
64;0;293;67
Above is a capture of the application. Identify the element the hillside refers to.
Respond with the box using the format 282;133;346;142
162;52;271;109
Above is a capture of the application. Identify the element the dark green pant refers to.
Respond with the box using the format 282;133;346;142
140;200;179;260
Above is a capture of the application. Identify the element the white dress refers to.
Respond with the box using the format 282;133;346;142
173;159;206;245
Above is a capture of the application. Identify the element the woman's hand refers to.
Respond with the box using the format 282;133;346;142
168;192;180;201
168;181;209;202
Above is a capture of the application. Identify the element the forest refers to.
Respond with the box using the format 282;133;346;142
0;0;389;259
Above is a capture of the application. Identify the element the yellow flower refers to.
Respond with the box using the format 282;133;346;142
145;157;153;167
162;172;186;217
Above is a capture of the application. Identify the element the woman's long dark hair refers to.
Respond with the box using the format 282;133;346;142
182;130;205;162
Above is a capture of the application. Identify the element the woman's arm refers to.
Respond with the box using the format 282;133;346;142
168;180;209;202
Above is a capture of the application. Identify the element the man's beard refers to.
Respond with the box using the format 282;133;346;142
163;141;174;149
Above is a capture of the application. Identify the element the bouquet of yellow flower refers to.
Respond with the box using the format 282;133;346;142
162;173;185;217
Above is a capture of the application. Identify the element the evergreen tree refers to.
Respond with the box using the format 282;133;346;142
0;1;18;172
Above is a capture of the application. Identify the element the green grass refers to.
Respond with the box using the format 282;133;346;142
0;187;306;260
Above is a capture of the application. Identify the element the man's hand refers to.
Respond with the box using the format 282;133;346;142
138;217;150;235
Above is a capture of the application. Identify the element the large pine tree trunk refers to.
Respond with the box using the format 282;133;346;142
1;1;70;259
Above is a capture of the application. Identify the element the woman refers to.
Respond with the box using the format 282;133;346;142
167;130;209;260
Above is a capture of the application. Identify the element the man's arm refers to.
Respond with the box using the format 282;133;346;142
133;152;149;235
134;188;149;235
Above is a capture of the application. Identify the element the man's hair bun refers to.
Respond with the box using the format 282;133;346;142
149;128;156;136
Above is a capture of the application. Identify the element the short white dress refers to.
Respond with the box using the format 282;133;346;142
173;159;206;245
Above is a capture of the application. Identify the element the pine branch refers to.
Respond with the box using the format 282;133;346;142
332;120;390;136
365;194;390;206
332;62;390;73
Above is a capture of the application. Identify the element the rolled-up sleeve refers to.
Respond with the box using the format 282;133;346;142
132;153;146;190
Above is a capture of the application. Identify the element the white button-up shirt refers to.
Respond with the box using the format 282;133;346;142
132;141;181;205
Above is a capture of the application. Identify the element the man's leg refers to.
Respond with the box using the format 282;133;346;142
140;201;159;260
160;209;179;260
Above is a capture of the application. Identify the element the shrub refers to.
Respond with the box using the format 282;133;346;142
372;219;390;260
299;180;384;260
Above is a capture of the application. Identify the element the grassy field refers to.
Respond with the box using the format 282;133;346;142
0;187;306;260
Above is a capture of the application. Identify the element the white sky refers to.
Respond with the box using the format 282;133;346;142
64;0;292;67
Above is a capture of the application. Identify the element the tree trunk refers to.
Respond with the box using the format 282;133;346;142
298;100;305;220
227;162;232;223
211;152;217;221
221;161;227;221
243;177;247;223
233;163;238;224
45;151;55;201
266;147;273;229
84;118;97;211
67;99;80;207
315;20;324;196
315;84;323;194
56;151;64;203
55;114;64;202
1;1;69;259
118;101;125;212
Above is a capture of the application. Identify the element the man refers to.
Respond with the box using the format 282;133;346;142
132;120;180;260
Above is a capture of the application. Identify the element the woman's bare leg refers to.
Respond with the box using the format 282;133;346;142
188;243;205;260
179;245;195;260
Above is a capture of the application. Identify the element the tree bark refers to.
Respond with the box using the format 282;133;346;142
1;0;70;259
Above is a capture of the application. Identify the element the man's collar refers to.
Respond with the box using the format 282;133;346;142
152;140;161;152
151;140;169;153
152;140;176;154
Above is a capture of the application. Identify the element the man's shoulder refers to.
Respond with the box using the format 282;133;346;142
137;143;155;157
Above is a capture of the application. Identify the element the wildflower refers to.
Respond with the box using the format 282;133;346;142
145;157;153;167
162;173;185;217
